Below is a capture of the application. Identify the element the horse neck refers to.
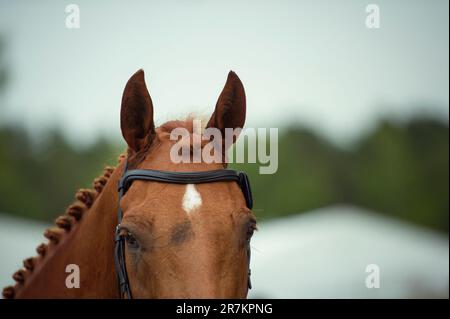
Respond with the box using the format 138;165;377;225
15;163;124;298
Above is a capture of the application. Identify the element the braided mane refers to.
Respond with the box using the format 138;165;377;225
2;118;202;299
1;154;126;299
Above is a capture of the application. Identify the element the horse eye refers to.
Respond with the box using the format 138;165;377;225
246;222;257;242
125;232;139;249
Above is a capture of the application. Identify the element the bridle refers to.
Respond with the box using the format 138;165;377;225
114;161;254;299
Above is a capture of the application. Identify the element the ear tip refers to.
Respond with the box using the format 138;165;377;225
128;69;145;83
227;70;244;86
228;70;238;78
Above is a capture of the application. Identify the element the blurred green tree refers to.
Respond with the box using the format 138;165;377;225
0;118;447;232
231;118;448;232
0;37;7;95
0;34;447;232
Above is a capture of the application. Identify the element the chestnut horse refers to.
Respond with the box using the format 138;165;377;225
2;70;256;298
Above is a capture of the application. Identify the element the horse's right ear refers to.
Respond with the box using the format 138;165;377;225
120;69;155;153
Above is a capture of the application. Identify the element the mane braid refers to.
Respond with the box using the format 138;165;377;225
1;155;124;299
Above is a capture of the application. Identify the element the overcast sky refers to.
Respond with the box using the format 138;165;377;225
0;0;448;146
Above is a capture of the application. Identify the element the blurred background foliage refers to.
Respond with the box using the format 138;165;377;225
0;34;448;234
232;118;448;232
0;117;448;232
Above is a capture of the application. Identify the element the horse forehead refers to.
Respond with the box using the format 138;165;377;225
182;184;202;214
123;179;241;219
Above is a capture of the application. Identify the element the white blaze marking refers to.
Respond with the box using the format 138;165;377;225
182;184;202;214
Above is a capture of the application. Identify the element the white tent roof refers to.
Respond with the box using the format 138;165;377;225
248;206;449;298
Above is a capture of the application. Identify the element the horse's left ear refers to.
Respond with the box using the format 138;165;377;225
120;69;155;153
207;71;246;136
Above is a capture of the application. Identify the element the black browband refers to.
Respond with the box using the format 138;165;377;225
114;162;254;299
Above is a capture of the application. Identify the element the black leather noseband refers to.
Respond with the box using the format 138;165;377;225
114;163;254;299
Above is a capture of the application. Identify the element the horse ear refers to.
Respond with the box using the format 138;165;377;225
120;69;155;152
207;71;246;136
